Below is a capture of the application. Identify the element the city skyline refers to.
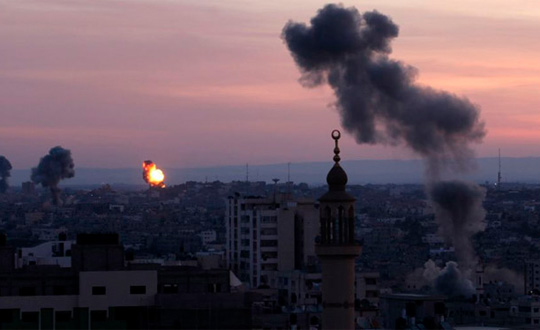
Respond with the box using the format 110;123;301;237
2;3;540;328
2;0;540;169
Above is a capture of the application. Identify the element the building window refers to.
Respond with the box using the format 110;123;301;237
0;310;14;323
91;310;107;321
130;285;146;294
53;286;67;295
208;283;221;293
92;286;106;295
365;278;377;285
261;228;277;235
21;312;39;323
366;290;379;298
261;240;277;247
520;306;532;313
163;284;178;294
261;216;276;223
55;311;71;323
19;287;36;296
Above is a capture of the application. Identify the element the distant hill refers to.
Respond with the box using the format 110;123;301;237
8;157;540;187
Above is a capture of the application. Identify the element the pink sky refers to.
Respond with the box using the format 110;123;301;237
1;0;539;168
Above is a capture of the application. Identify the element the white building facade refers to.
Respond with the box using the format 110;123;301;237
226;194;318;288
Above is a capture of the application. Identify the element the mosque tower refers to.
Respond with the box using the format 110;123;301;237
316;130;362;329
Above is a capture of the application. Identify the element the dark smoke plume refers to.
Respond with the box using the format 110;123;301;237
282;4;485;176
31;146;75;205
143;160;154;185
434;261;475;297
429;180;486;269
0;156;12;193
407;259;475;298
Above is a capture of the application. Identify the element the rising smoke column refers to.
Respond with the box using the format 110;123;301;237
406;181;486;297
282;4;485;176
431;261;475;297
0;156;12;193
429;181;486;269
31;146;75;205
406;260;476;298
283;4;491;297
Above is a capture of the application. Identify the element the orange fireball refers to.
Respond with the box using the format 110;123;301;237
142;160;165;188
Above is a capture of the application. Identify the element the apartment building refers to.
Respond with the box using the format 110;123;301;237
525;260;540;294
0;233;245;329
226;193;318;288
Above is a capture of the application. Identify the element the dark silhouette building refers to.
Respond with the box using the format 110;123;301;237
0;233;253;329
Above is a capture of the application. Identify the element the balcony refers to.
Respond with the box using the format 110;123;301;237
261;258;278;264
260;234;278;240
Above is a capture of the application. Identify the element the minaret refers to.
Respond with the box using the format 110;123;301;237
316;130;361;329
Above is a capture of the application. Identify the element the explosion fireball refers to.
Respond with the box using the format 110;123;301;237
142;160;165;188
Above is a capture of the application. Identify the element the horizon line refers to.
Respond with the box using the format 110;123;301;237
9;155;540;171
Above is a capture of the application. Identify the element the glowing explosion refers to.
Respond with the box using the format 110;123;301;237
142;160;165;188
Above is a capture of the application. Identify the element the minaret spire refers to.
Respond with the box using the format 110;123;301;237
316;129;361;329
332;129;341;163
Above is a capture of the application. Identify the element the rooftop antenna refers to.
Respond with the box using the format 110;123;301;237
497;148;502;190
272;178;280;203
287;162;292;198
246;163;250;195
287;162;291;183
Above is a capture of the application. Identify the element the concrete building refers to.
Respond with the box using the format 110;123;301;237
525;260;540;294
510;295;540;326
71;233;125;272
199;229;217;245
315;130;361;329
17;236;73;268
0;233;251;329
225;193;318;288
266;269;322;307
379;293;447;329
356;272;380;306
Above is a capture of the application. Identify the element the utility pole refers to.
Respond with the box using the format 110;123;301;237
497;149;502;190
